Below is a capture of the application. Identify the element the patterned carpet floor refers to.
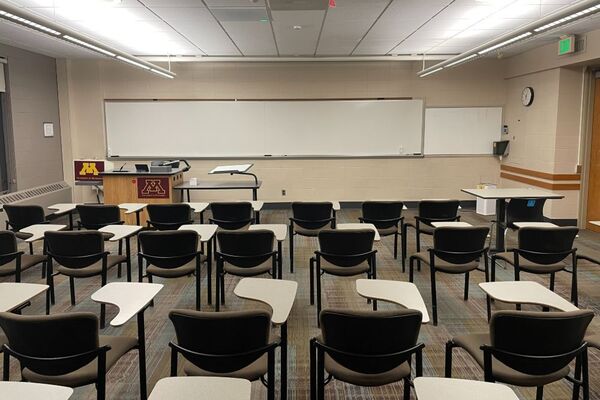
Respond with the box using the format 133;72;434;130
1;207;599;399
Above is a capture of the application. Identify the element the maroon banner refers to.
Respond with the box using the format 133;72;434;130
74;160;104;181
137;177;170;199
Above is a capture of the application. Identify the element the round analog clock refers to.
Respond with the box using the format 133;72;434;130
521;86;534;107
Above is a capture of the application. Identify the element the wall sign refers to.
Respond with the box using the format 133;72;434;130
74;160;104;181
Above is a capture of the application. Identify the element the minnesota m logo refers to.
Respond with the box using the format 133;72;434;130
141;179;166;196
79;162;100;176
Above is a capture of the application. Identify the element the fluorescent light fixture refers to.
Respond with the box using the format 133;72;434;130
63;35;116;57
150;68;175;79
419;67;444;77
446;53;478;67
0;9;61;35
116;55;150;70
478;31;532;54
534;4;600;32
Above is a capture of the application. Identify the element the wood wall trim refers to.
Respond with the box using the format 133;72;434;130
500;164;580;181
500;172;580;190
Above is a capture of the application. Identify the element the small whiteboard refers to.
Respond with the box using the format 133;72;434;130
424;107;502;155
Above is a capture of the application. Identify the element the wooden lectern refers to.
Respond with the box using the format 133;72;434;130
101;168;185;225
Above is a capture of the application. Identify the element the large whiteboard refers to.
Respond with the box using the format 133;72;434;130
104;99;424;158
424;107;502;155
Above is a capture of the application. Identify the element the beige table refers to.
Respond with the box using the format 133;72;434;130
249;224;287;279
119;203;148;225
513;222;558;228
185;202;209;223
0;382;73;400
179;224;218;305
92;282;163;400
461;188;563;251
414;377;518;400
431;221;473;228
48;203;80;230
336;223;381;241
0;282;48;313
20;224;66;243
479;280;578;321
356;279;430;324
149;377;251;400
99;225;142;282
234;278;297;400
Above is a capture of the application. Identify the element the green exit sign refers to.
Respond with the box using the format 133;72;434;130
558;36;575;55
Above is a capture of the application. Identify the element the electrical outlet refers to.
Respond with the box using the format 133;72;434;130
282;189;286;196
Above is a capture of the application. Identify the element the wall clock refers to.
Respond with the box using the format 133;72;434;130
521;86;534;107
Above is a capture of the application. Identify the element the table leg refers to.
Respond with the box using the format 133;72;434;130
126;236;132;282
200;211;205;224
187;189;191;202
207;238;212;305
281;322;288;400
495;199;506;252
137;311;148;400
135;210;141;226
278;241;283;280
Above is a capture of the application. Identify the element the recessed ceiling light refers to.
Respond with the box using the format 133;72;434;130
293;25;302;30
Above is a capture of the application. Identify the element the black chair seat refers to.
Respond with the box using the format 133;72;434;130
412;251;479;273
224;261;272;277
453;333;570;387
21;335;137;387
14;232;33;241
57;255;126;278
376;226;398;236
295;224;327;236
494;252;566;273
0;254;46;276
147;262;197;278
586;334;600;350
404;222;434;235
325;354;411;387
320;260;370;276
183;353;268;381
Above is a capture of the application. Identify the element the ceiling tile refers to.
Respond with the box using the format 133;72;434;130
271;10;325;55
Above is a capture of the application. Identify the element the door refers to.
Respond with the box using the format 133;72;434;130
586;78;600;231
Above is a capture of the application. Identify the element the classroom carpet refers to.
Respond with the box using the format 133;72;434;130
2;207;599;400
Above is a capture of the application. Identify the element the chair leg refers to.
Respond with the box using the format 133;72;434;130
3;349;10;380
403;377;411;400
393;232;398;259
572;355;582;400
69;277;76;306
445;341;454;377
409;257;415;283
416;230;421;253
117;239;123;278
317;347;325;400
29;242;33;255
401;225;407;272
316;262;322;327
310;340;316;400
289;226;294;273
220;272;225;305
571;253;579;306
582;349;589;400
267;349;275;400
536;386;544;400
550;272;555;291
215;260;221;312
309;257;315;305
430;267;438;326
464;272;469;301
491;256;497;282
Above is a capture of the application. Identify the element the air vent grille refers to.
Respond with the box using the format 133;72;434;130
0;182;70;205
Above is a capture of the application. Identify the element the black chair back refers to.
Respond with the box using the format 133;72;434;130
361;201;403;229
489;310;593;376
217;230;275;268
210;202;253;230
518;227;578;264
418;200;460;225
319;309;422;374
0;311;99;375
45;231;105;268
138;230;198;269
506;198;547;229
146;204;193;230
291;202;334;230
433;226;489;264
0;231;18;265
76;204;122;229
4;205;45;231
169;309;271;373
318;229;375;267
